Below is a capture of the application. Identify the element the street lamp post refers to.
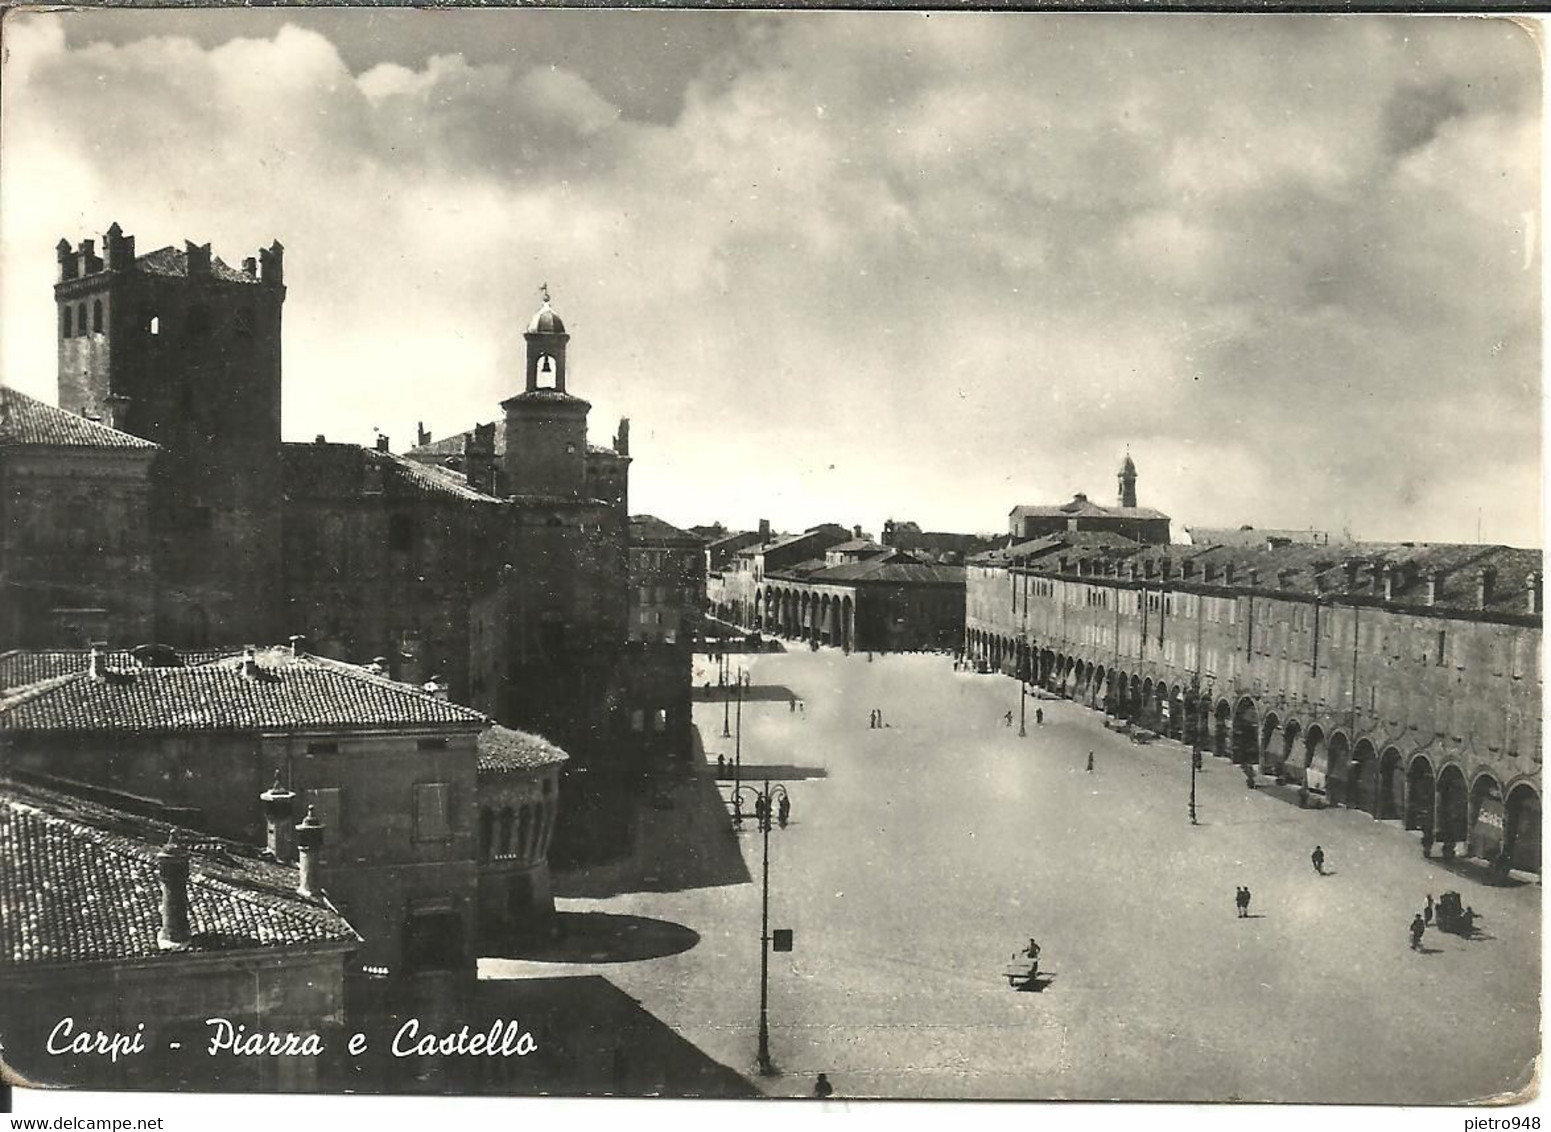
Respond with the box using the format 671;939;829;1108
734;667;744;795
722;650;732;738
1019;672;1028;738
732;779;790;1076
1189;733;1201;826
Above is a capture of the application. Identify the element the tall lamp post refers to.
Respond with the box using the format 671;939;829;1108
732;779;790;1076
722;650;732;738
1018;650;1028;738
734;666;744;795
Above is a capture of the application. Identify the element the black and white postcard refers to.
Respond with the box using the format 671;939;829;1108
0;6;1541;1118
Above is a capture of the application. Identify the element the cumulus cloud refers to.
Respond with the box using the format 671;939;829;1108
0;11;1539;545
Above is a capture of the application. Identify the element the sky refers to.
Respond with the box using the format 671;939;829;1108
0;11;1541;546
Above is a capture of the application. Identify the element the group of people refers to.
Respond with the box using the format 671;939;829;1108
868;708;886;728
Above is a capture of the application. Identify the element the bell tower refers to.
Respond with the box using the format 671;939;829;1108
502;286;590;498
1118;449;1138;509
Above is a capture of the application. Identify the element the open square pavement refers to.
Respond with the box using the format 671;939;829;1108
483;648;1540;1103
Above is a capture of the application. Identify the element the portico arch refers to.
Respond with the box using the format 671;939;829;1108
1349;739;1379;815
1325;731;1352;807
1232;697;1258;764
1505;783;1541;874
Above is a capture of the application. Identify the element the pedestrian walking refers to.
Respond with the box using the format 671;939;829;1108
1035;708;1044;726
790;697;797;714
1004;710;1014;727
814;1073;834;1099
1420;828;1433;858
1235;886;1249;918
799;701;805;715
1086;751;1095;773
778;794;791;828
868;709;875;729
1242;886;1252;917
716;754;726;776
1311;845;1325;875
1424;894;1434;926
1410;913;1426;951
876;708;884;727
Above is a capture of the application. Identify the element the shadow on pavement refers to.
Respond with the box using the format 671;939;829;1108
724;763;828;782
346;975;758;1097
489;912;700;963
554;735;754;898
693;683;798;703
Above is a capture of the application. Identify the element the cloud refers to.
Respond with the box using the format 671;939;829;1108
0;11;1539;546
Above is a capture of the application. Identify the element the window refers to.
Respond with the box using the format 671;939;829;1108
1436;629;1447;667
149;315;160;336
77;303;87;334
62;306;72;337
414;782;452;841
92;300;103;333
653;708;668;733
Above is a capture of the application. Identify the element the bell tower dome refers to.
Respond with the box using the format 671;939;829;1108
502;285;590;498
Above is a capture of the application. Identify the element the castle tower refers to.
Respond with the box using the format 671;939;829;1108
502;288;590;498
1118;449;1138;509
53;224;287;643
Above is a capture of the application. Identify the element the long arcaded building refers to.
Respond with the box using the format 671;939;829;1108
966;531;1542;874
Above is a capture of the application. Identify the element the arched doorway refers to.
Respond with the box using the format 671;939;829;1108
1260;713;1281;775
1303;725;1328;793
1505;784;1541;874
1129;674;1142;721
1232;698;1258;765
1349;739;1379;816
1437;764;1469;852
1325;732;1351;807
1282;720;1303;782
1406;755;1436;833
1378;747;1404;821
1213;700;1231;758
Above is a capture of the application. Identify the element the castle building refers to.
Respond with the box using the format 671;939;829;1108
965;534;1543;874
11;224;671;781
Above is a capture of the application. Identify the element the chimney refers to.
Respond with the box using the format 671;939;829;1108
288;634;306;658
88;642;108;680
1477;568;1496;609
314;434;328;444
368;656;389;677
759;519;771;543
103;393;131;432
241;645;261;679
259;240;285;287
260;775;297;864
296;806;324;898
1223;563;1237;585
1058;556;1070;574
1277;569;1294;590
417;421;431;447
185;241;211;276
242;256;257;278
375;433;390;453
1182;560;1196;580
1248;567;1260;587
1160;558;1173;580
853;525;863;539
1527;572;1542;615
1424;571;1440;606
422;675;448;701
615;417;630;457
57;237;78;281
156;837;192;949
1382;565;1395;602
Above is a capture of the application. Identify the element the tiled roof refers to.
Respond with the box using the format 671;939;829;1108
0;647;234;694
1186;526;1343;549
0;647;487;735
502;389;591;408
281;442;501;504
133;246;258;286
988;537;1542;619
1012;497;1170;521
0;387;157;451
630;515;704;548
477;726;570;775
801;560;966;585
828;539;886;554
1;779;358;968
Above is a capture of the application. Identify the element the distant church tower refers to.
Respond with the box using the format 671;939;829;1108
53;224;287;644
502;287;591;498
1118;449;1138;509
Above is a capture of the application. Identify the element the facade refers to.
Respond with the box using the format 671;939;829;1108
880;521;1002;565
0;777;358;1091
0;645;492;980
755;558;966;652
0;387;159;647
475;725;567;945
965;535;1543;873
708;523;851;628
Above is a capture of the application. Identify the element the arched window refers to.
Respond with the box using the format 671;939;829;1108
77;303;87;335
62;306;72;338
92;300;103;334
148;315;160;336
